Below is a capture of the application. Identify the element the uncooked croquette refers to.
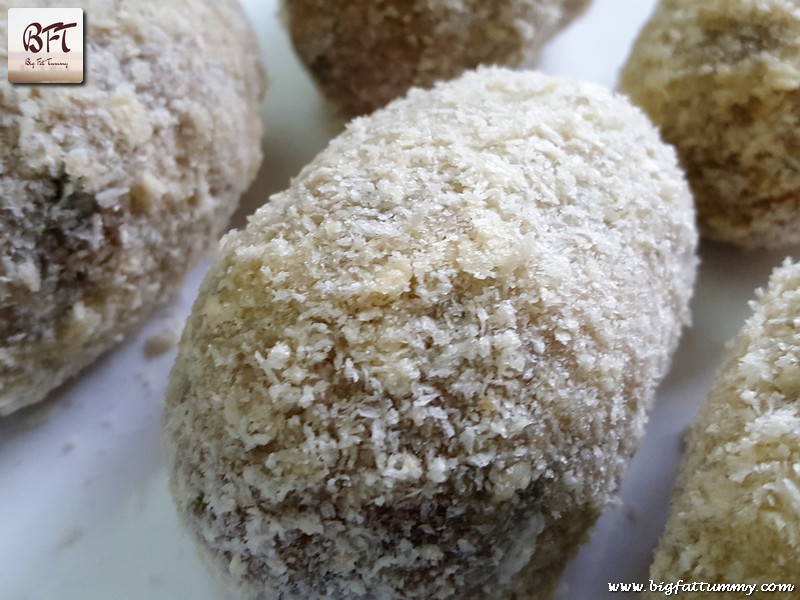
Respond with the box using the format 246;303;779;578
0;0;265;415
620;0;800;248
164;67;698;600
282;0;592;116
646;259;800;599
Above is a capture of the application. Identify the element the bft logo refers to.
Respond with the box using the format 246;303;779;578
7;8;84;84
23;21;78;54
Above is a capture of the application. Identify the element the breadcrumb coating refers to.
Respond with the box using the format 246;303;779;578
619;0;800;248
164;67;697;599
647;259;800;598
281;0;591;116
0;0;265;415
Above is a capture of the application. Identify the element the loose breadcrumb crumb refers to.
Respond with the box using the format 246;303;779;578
61;438;78;455
55;527;83;551
144;318;185;358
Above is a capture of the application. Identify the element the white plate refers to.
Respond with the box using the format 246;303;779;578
1;1;798;598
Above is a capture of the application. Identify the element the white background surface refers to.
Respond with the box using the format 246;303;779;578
2;1;798;598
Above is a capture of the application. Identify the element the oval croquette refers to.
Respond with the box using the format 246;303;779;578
620;0;800;248
646;259;800;598
164;67;698;600
0;0;265;415
282;0;592;116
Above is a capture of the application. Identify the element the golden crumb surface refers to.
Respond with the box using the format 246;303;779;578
0;0;265;415
620;0;800;248
164;67;697;600
647;259;800;598
282;0;591;116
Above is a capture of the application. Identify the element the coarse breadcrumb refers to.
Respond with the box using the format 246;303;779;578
619;0;800;248
164;67;698;600
647;259;800;599
281;0;591;116
144;317;185;359
0;0;265;415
